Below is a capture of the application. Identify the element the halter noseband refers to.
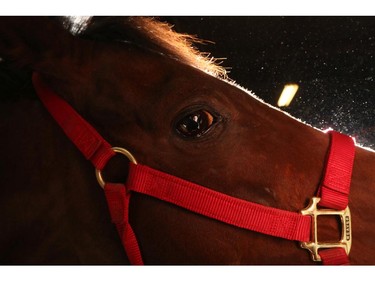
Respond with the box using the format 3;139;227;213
32;73;355;265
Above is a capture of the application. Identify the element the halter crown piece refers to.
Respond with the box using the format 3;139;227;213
32;73;356;265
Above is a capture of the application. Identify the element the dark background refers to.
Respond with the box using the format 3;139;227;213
161;17;375;149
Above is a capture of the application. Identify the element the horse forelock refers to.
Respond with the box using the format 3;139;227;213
68;16;228;79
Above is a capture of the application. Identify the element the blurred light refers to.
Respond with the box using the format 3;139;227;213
277;84;299;107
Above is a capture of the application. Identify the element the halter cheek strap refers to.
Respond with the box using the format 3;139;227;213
303;130;355;265
32;73;355;265
318;130;355;211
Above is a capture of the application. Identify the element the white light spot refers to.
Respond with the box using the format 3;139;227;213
277;84;299;107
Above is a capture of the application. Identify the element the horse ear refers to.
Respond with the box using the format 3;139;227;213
0;17;90;78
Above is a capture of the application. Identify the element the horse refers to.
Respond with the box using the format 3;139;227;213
0;16;374;265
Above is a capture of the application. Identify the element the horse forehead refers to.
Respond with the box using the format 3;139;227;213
95;44;249;110
116;60;215;99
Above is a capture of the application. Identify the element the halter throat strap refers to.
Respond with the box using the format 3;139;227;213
32;73;355;265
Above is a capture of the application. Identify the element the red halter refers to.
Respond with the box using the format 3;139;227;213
32;73;355;265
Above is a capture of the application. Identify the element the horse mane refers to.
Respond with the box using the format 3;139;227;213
0;17;227;101
70;16;227;78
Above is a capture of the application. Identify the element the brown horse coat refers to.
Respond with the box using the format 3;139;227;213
0;17;374;264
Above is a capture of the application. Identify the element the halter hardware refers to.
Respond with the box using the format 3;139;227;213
95;147;138;189
300;197;352;262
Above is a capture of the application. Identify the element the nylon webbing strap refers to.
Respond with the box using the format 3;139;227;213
320;248;350;265
318;131;355;210
104;183;144;265
33;73;144;265
317;130;355;265
32;73;115;170
127;163;311;242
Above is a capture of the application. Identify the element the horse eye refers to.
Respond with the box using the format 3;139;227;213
175;110;216;138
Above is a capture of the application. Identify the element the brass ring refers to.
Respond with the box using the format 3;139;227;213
95;147;137;189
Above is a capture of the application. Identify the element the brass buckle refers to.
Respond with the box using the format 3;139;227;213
300;197;351;262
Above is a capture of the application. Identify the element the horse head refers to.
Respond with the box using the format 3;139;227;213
0;16;374;264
